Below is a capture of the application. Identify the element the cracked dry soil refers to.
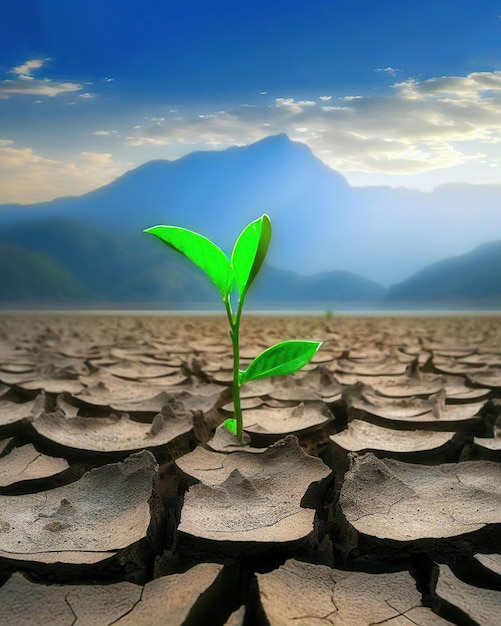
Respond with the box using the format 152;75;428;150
0;313;498;625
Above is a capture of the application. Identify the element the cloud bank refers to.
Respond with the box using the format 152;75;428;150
2;68;500;202
128;70;501;177
0;58;85;98
0;140;131;204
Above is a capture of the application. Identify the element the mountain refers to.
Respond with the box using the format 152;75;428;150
0;217;385;308
247;266;385;304
385;241;501;307
1;134;500;286
0;134;350;269
0;240;94;304
0;218;216;306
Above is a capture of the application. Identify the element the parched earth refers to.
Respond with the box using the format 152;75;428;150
0;313;499;625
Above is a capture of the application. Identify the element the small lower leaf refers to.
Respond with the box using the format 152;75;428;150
223;418;237;435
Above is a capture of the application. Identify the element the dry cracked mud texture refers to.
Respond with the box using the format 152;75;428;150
0;313;498;624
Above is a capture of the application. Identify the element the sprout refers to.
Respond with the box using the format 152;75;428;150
144;214;322;443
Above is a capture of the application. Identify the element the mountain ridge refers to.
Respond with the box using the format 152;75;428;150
385;239;501;306
0;215;499;309
0;216;386;308
0;133;500;292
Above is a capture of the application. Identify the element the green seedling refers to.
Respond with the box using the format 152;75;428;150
144;214;322;443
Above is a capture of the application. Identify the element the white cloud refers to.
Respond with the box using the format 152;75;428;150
0;58;87;99
0;79;83;97
125;136;172;146
395;71;501;99
79;92;95;99
0;140;131;204
374;67;402;76
320;105;350;111
10;58;48;76
319;95;332;101
91;130;120;137
274;98;316;114
127;70;501;178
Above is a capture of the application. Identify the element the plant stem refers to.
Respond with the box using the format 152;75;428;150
224;295;245;443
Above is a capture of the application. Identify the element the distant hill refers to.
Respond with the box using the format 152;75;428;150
1;134;500;286
0;240;95;304
0;217;385;308
0;218;219;306
1;215;499;310
247;266;385;304
385;241;501;307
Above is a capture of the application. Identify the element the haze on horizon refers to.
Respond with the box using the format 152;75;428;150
1;0;500;206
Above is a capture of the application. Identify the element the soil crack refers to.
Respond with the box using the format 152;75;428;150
368;600;423;625
9;453;44;478
290;615;335;625
64;592;78;626
192;463;225;472
351;494;408;522
108;586;144;625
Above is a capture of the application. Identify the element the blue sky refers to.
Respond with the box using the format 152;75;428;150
1;0;501;203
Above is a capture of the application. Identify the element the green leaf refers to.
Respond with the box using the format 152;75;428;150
230;214;271;297
223;418;237;435
239;340;322;385
144;225;233;298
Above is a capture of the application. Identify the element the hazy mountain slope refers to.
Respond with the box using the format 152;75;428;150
0;217;386;307
0;218;213;304
0;218;147;300
0;134;350;259
0;134;500;285
385;240;501;305
247;265;386;303
0;241;95;304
